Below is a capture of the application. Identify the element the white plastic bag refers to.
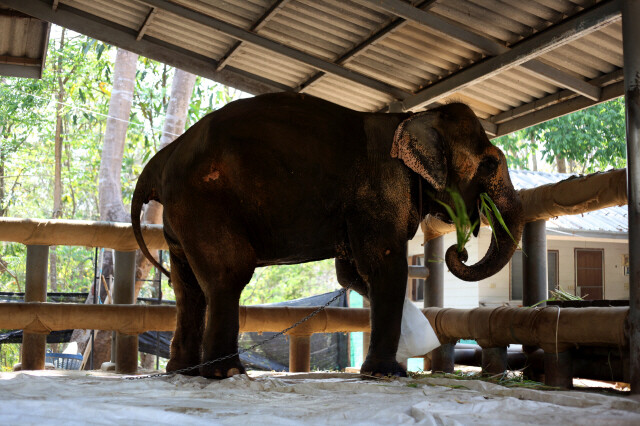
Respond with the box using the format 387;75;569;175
396;298;441;363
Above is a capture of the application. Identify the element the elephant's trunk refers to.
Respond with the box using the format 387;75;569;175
445;163;524;282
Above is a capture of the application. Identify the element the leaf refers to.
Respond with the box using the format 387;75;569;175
96;43;105;60
436;190;478;253
480;193;518;245
81;40;95;56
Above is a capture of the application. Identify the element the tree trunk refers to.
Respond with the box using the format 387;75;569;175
98;48;138;224
556;156;567;174
72;48;138;368
134;69;196;296
50;29;66;293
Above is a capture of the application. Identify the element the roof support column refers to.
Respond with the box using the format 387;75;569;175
113;250;138;374
424;236;444;309
424;236;452;373
522;220;547;307
622;0;640;394
20;245;49;371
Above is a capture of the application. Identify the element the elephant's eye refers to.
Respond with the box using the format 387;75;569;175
476;156;499;177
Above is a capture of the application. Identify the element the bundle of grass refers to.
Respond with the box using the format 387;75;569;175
436;190;519;253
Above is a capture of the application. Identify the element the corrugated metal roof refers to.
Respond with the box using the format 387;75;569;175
510;169;628;235
0;0;626;137
0;6;50;79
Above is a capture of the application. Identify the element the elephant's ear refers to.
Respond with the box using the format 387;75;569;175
391;111;447;192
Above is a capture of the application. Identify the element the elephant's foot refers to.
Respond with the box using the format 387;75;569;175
360;357;407;379
166;358;202;376
200;356;246;380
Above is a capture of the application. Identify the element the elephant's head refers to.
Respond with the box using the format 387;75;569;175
391;103;524;282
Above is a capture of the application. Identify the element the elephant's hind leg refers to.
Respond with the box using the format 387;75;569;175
180;224;257;379
166;250;206;375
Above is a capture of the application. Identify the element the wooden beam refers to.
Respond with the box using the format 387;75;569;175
136;6;157;41
0;55;41;66
519;61;600;101
1;0;287;95
298;0;436;93
379;0;621;110
489;69;624;127
0;63;42;78
0;303;372;334
495;80;623;137
365;0;505;55
216;0;291;71
0;217;168;251
141;0;409;99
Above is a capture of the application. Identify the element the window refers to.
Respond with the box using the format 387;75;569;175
510;250;560;300
409;255;424;301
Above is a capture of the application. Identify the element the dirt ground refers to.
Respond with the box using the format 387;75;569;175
1;370;639;425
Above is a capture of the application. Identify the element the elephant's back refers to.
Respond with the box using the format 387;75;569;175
162;92;367;215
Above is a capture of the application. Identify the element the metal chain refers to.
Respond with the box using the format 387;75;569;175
125;283;353;380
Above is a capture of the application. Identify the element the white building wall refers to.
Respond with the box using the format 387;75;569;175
547;237;629;300
408;228;479;309
477;228;512;306
409;227;629;308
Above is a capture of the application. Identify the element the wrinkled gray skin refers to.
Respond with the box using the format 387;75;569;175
132;93;523;379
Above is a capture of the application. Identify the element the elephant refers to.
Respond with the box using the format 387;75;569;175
131;92;524;379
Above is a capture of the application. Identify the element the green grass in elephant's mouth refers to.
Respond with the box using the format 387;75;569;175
435;190;517;254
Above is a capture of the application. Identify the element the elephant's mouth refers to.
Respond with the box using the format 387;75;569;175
470;201;481;237
431;198;481;233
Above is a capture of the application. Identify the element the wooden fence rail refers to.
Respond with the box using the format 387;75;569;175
0;302;629;387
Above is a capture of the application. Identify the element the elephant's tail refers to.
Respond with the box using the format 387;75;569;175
131;149;171;279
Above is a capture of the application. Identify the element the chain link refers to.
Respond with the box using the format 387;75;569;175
125;284;353;380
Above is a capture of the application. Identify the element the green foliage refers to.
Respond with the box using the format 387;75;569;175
436;190;478;253
493;99;626;173
530;287;584;307
437;191;518;254
493;126;540;170
0;343;20;372
240;260;340;305
408;370;558;391
537;98;626;173
1;30;113;221
479;193;519;249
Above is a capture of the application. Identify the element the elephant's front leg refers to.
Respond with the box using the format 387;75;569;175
361;254;408;377
348;226;408;377
179;224;256;379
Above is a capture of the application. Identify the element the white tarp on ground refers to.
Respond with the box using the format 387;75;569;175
1;371;639;425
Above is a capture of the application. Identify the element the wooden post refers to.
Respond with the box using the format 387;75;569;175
544;351;573;389
425;236;449;372
623;0;640;395
113;250;138;374
523;220;548;307
431;343;455;373
424;236;444;308
20;245;49;370
289;334;311;373
481;346;508;375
